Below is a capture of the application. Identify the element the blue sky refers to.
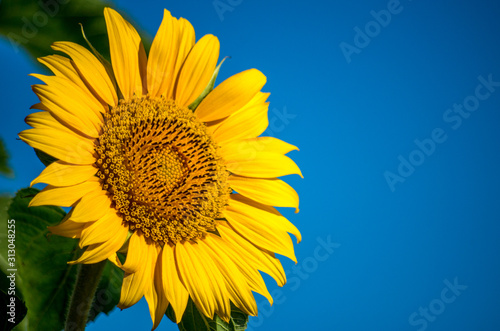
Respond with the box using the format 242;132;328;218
2;0;500;330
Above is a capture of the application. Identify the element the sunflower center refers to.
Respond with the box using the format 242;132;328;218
95;96;229;244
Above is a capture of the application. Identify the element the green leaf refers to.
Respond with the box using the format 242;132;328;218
166;299;249;331
2;188;77;331
0;188;122;331
189;57;229;111
0;138;14;177
0;194;12;224
0;0;151;65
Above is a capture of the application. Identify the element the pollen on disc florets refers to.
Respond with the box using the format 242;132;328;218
94;96;230;244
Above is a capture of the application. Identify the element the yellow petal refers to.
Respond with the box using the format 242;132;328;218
31;74;103;138
222;150;302;178
69;214;128;264
228;175;299;211
167;18;196;98
217;239;273;305
147;9;179;97
79;210;126;248
29;102;50;112
248;137;299;154
145;245;169;330
175;241;229;319
48;216;86;239
205;118;224;136
208;231;273;305
104;7;147;100
29;178;100;207
223;204;297;262
149;15;195;99
70;188;111;223
25;110;78;136
32;72;106;116
195;69;266;122
19;127;95;165
228;194;301;243
217;223;286;286
52;41;117;106
38;55;94;99
212;92;270;144
174;35;219;107
118;235;158;309
31;161;97;187
122;231;146;274
108;253;124;269
221;137;298;156
203;234;258;316
161;244;189;323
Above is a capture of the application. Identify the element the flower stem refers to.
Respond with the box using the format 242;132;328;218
65;261;107;331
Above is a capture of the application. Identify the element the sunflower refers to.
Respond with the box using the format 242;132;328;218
19;7;301;329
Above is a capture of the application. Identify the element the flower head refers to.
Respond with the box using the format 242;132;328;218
20;7;301;329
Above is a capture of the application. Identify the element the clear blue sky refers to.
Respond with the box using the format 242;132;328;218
2;0;500;330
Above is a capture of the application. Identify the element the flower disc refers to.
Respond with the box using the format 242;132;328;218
95;96;230;244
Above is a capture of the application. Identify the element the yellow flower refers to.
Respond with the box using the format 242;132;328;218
19;7;301;329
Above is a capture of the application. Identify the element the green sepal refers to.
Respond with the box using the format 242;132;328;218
188;57;229;111
80;23;122;101
34;149;57;167
228;305;248;331
166;298;249;331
